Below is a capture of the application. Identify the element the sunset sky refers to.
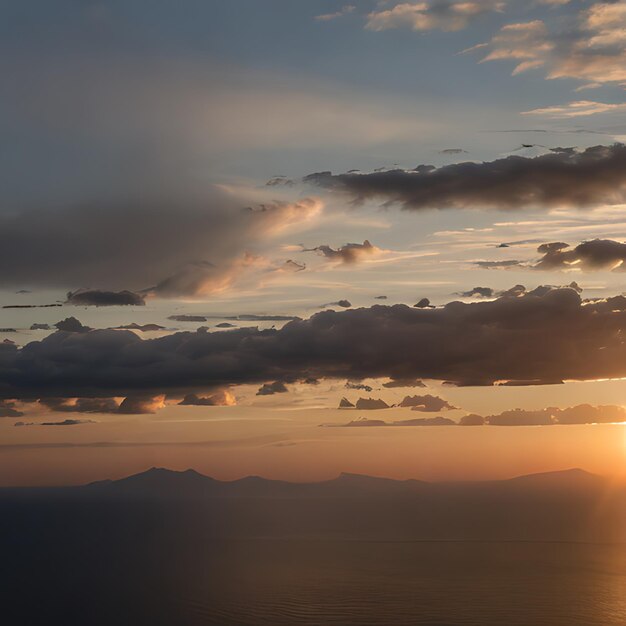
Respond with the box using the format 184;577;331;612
2;0;626;486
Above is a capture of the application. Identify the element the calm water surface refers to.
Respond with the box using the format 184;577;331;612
172;540;626;625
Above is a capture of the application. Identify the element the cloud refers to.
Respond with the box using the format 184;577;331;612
66;289;145;307
304;240;379;264
5;287;626;398
0;194;323;296
475;260;523;269
336;415;455;426
339;417;388;427
0;401;24;418
459;287;495;298
383;378;426;388
469;3;626;85
305;144;626;210
40;397;120;414
484;404;626;425
256;381;289;396
323;300;352;309
366;1;505;33
555;403;626;424
393;416;455;426
440;148;469;155
533;239;626;271
346;382;373;392
499;284;529;297
315;5;355;21
39;395;170;415
355;397;390;410
225;314;301;322
459;413;485;426
487;408;556;426
54;317;92;333
113;323;164;332
168;315;208;323
39;419;96;426
117;396;165;415
399;394;457;411
414;298;434;308
523;100;626;119
179;390;236;406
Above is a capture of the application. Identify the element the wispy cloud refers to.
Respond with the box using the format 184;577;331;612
523;100;626;118
315;5;355;21
366;1;505;33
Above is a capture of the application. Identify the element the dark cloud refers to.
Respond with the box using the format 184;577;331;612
476;260;523;269
414;298;433;308
168;315;208;323
459;287;494;298
375;295;388;300
0;193;321;296
335;404;626;428
113;323;165;332
497;283;582;298
346;382;373;392
66;289;145;307
3;303;61;309
30;324;51;331
323;300;352;309
304;240;377;264
54;317;91;333
179;390;236;406
282;260;306;272
5;288;626;398
484;404;626;426
355;398;389;410
400;394;456;411
225;314;301;322
0;401;24;418
499;284;528;298
304;144;626;210
117;396;164;414
339;397;355;408
40;419;96;426
459;414;485;426
256;381;289;396
534;239;626;271
336;416;454;427
40;397;120;414
265;176;295;187
487;408;555;426
555;404;626;425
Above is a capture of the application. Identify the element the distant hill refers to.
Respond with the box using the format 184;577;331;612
1;467;622;544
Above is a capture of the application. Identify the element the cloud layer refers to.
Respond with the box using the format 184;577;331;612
0;196;322;295
305;144;626;210
2;286;626;399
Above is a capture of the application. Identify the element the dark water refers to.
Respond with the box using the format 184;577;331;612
172;540;626;626
2;492;625;625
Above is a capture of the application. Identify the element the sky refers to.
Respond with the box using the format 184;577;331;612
2;0;626;485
